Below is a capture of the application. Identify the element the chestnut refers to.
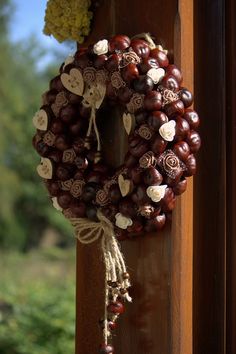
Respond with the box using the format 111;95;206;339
138;57;159;74
127;219;143;234
179;88;193;107
130;38;150;58
164;100;185;118
93;54;108;69
117;86;133;103
109;35;131;51
44;89;58;104
124;151;138;168
143;166;163;185
161;187;176;212
75;156;88;170
161;74;179;92
121;63;139;82
47;150;62;163
184;154;197;176
49;75;64;91
135;111;148;125
60;104;78;123
147;111;168;131
99;344;114;354
56;164;71;181
86;205;99;221
69;201;86;218
151;135;168;154
74;53;90;69
131;185;151;205
166;64;183;83
129;136;149;158
150;48;169;67
186;130;201;153
82;182;99;203
105;53;120;72
57;191;73;209
144;91;162;111
173;178;187;195
119;198;137;218
46;181;61;196
35;140;50;156
133;75;154;93
55;135;69;151
69;119;85;135
102;204;118;221
129;166;143;184
183;109;200;129
109;185;122;204
174;116;190;141
173;141;190;161
145;213;166;232
50;120;64;134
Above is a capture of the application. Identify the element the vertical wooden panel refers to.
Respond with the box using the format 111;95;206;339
76;1;194;353
193;0;226;353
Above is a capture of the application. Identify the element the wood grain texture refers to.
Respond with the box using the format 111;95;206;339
193;0;226;353
76;1;194;353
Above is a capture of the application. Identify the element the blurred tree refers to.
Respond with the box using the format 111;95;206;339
0;0;73;250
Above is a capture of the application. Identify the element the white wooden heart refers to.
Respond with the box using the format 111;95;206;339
32;109;48;131
61;68;84;96
118;174;133;197
122;112;135;135
147;67;165;84
36;157;53;179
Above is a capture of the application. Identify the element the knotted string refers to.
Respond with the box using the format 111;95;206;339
70;210;131;345
84;105;101;154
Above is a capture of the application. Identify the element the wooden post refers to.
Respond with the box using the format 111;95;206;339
75;1;194;353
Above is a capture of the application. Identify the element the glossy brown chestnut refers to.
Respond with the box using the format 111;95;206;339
135;111;148;125
131;185;151;204
138;57;159;73
133;75;154;93
179;88;193;107
109;34;131;51
107;301;124;314
35;140;50;156
127;219;143;234
129;136;149;158
69;201;86;218
147;111;168;131
164;100;185;118
54;135;69;151
174;117;190;141
99;344;114;354
75;156;88;170
73;139;86;155
47;150;62;163
87;171;104;184
124;151;138;168
129;166;143;184
173;141;190;161
161;74;179;92
183;109;200;129
50;120;64;134
186;130;201;153
161;187;176;212
56;164;71;181
150;48;169;67
93;54;108;69
86;205;99;221
102;204;118;221
119;198;137;218
109;185;122;204
173;178;187;195
68;93;82;105
105;53;120;72
60;104;78;123
151;135;168;154
57;191;73;209
117;86;133;103
130;38;150;58
44;89;58;104
69;119;85;135
121;63;139;82
184;154;197;176
145;213;166;232
143;166;163;185
74;53;90;69
144;91;162;111
49;75;64;91
46;181;61;196
82;182;98;202
166;64;183;83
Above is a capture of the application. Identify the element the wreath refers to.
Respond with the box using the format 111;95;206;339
32;33;200;354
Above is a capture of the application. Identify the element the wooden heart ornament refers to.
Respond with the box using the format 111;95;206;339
32;109;48;130
32;34;201;354
61;68;84;96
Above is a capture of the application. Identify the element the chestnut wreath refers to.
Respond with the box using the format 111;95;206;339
33;34;200;239
32;34;201;353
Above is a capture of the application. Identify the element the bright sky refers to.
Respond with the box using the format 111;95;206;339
9;0;76;69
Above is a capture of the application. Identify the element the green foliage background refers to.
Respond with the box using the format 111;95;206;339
0;1;76;353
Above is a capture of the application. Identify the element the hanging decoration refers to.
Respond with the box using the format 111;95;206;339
32;33;201;353
43;0;93;43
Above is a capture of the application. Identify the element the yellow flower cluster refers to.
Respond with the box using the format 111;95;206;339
43;0;93;43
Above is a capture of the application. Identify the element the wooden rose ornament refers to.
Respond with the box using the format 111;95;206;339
32;33;201;354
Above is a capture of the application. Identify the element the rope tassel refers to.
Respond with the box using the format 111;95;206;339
70;210;132;345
